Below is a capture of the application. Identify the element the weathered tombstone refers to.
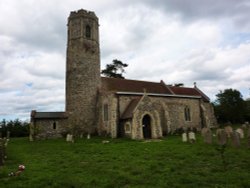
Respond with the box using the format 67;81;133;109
188;131;196;143
87;133;91;139
216;129;227;145
236;128;244;139
230;131;240;148
224;126;233;138
203;129;212;144
242;123;247;129
66;134;73;142
201;127;209;137
182;133;187;142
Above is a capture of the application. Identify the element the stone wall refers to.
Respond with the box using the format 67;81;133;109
98;92;118;138
201;101;217;128
30;119;68;140
117;94;203;138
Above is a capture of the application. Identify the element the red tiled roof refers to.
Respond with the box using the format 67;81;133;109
101;77;172;94
169;86;201;96
101;77;210;102
121;98;141;119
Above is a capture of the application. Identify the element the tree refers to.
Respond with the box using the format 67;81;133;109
101;59;128;79
245;99;250;121
214;89;246;123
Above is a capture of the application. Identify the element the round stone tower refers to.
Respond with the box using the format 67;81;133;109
66;9;100;134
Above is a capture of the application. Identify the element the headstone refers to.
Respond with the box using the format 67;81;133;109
224;126;233;138
236;128;244;139
216;129;227;145
188;131;196;143
242;124;247;129
230;131;240;148
87;133;91;139
182;133;187;142
201;127;209;137
203;129;212;144
66;134;73;142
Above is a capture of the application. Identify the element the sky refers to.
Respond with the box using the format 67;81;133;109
0;0;250;121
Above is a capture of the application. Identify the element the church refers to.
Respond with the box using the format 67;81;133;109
30;9;217;140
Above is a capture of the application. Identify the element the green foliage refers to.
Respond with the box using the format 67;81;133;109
101;59;128;79
245;99;250;121
0;136;250;187
0;119;29;137
214;89;247;123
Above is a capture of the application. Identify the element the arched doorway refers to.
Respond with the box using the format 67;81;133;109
142;114;151;139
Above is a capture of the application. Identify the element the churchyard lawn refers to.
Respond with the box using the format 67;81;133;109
0;135;250;188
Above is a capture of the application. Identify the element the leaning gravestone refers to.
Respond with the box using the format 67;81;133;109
182;133;187;142
230;131;240;148
203;129;212;144
216;129;227;145
236;128;244;139
188;131;196;143
224;126;233;138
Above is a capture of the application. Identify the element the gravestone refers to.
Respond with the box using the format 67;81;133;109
230;131;240;148
201;128;209;137
182;133;187;142
66;134;73;142
242;123;247;129
188;131;196;143
203;129;212;144
236;128;244;139
87;133;91;139
224;126;233;138
216;129;227;145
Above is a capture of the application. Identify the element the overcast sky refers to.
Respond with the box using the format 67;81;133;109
1;0;250;121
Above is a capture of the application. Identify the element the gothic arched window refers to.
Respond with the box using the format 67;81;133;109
184;106;191;121
85;25;91;38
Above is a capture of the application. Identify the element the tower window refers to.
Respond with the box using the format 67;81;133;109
85;25;91;38
103;104;109;121
184;107;191;121
53;122;57;130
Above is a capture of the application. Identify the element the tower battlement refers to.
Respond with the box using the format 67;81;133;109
69;9;98;21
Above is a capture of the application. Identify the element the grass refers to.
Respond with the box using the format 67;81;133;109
0;135;250;188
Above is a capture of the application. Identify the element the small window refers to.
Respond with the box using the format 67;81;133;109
184;107;191;121
53;122;57;130
85;25;91;38
103;104;109;121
